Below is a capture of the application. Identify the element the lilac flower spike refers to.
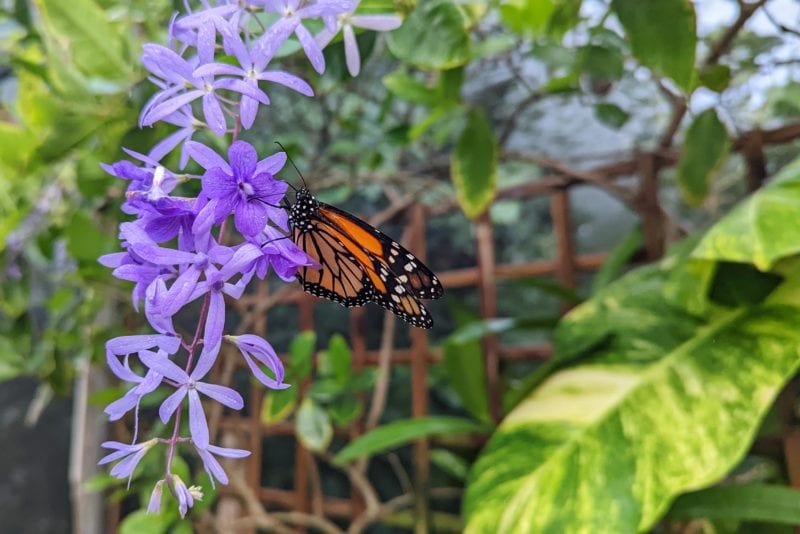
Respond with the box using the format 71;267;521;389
140;348;243;449
100;0;405;519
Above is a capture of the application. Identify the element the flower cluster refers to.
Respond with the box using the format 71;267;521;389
98;0;400;518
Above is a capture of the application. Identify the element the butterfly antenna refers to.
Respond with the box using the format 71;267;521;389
275;141;308;190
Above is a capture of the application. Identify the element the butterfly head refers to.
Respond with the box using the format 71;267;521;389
289;187;319;228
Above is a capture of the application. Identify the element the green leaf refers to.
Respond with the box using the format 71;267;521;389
383;69;440;106
579;44;624;83
451;107;497;219
443;338;490;423
464;272;800;532
34;0;132;82
119;510;170;534
699;64;732;92
592;226;643;292
387;1;471;70
326;334;352;386
611;0;696;91
692;157;800;271
677;108;730;205
329;396;362;426
0;122;35;175
288;331;315;381
709;262;783;307
431;449;470;481
295;398;333;452
547;0;582;39
65;211;114;261
594;103;630;129
668;484;800;525
261;387;297;424
500;0;556;36
334;416;488;464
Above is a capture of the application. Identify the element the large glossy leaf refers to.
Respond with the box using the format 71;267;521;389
677;108;730;205
387;1;470;70
334;416;488;464
668;483;800;525
465;272;800;532
451;107;497;219
611;0;696;91
693;157;800;271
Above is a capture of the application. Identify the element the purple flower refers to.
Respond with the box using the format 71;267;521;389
139;24;270;135
99;439;157;486
147;480;164;514
140;347;244;449
228;334;289;389
143;196;199;252
198;140;288;236
259;0;356;73
147;107;203;168
316;7;402;76
250;225;318;281
194;22;314;128
194;444;250;487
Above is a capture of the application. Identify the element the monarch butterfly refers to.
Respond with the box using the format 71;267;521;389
287;186;443;329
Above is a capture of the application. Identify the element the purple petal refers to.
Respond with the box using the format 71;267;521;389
186;141;230;172
139;349;189;383
106;352;142;383
110;447;147;479
228;141;258;180
242;352;290;390
196;382;244;409
148;127;193;164
234;201;268;236
252;17;299;71
214;78;270;105
202;167;237;199
188;389;210;448
106;334;181;357
202;93;227;136
201;290;225;363
162;266;202;316
239;95;259;129
147;481;164;514
258;70;314;96
142;90;204;127
159;387;187;423
219;243;262;279
194;62;245;78
343;24;360;77
256;152;287;175
98;252;127;268
295;23;325;74
104;389;140;421
299;0;355;18
195;447;227;487
350;14;402;31
191;338;220;382
196;20;217;65
207;444;251;458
